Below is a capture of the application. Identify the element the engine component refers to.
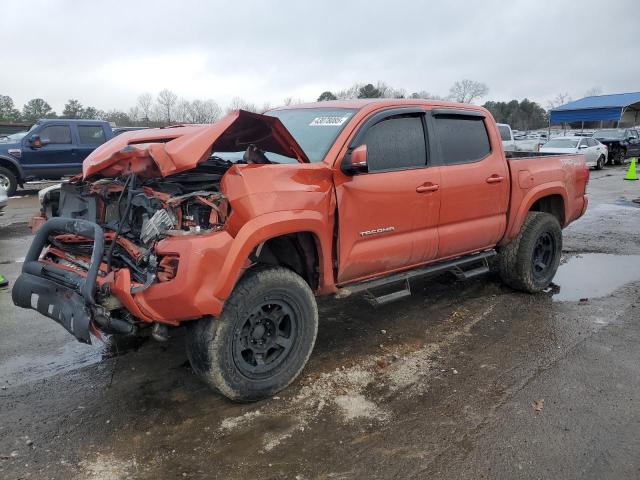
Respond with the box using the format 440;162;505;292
140;209;175;244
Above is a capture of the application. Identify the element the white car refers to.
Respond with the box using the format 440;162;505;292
0;184;7;216
497;123;519;152
539;136;608;170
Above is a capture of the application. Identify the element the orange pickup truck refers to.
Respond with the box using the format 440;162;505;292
13;99;589;401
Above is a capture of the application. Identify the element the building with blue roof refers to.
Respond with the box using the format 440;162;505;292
549;92;640;127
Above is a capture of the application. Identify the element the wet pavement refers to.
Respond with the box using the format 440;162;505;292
1;167;639;479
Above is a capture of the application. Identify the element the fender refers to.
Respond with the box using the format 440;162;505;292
502;182;569;244
211;209;335;303
0;154;24;180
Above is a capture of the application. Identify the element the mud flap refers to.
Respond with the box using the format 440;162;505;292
12;273;93;344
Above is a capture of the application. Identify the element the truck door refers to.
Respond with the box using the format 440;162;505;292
627;129;640;157
430;109;509;258
75;124;108;164
21;123;77;178
335;109;441;284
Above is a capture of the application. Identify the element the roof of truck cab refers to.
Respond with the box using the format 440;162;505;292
271;98;487;111
36;118;110;124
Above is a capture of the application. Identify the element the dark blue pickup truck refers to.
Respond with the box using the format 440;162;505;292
0;119;114;196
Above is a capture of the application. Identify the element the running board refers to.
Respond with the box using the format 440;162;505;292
336;250;496;305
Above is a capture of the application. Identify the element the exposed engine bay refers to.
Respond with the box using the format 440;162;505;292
32;156;234;338
41;156;233;283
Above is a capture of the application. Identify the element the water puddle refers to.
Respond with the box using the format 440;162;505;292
551;254;640;302
0;335;149;387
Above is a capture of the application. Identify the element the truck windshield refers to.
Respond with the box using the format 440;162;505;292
593;129;624;139
265;108;357;162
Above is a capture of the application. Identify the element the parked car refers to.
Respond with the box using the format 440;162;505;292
540;136;607;170
0;184;7;215
13;100;589;401
0;119;114;196
497;123;519;152
592;128;640;165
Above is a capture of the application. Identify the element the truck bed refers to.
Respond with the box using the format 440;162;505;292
502;151;589;243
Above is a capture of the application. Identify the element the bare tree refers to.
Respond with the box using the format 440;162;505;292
282;97;303;106
375;82;405;98
127;106;141;123
546;92;572;110
225;96;258;114
174;98;191;123
136;93;153;124
260;102;272;113
189;99;221;123
448;80;489;103
409;91;444;100
157;89;178;123
584;86;603;97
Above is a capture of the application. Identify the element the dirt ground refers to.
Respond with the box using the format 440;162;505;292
1;168;639;479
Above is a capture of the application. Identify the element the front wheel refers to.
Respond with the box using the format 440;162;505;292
596;155;605;170
0;166;17;197
186;267;318;402
497;212;562;293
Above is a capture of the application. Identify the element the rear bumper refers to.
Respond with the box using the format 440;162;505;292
11;218;104;344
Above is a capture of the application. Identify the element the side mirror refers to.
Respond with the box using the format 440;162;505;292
579;144;588;149
29;134;44;148
341;145;368;175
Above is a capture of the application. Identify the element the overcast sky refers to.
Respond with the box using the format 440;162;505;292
1;0;637;113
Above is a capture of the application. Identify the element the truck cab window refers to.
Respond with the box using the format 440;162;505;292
39;125;71;144
78;125;106;145
434;116;491;164
360;115;426;172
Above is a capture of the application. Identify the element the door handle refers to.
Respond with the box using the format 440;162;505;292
416;183;439;193
486;175;505;184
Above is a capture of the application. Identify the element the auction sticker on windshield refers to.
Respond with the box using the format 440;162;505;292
309;116;350;126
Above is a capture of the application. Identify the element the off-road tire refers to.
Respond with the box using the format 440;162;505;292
0;166;17;197
186;267;318;402
497;212;562;293
596;155;605;170
613;150;625;165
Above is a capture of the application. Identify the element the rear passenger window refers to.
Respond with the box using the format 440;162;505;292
39;125;71;144
434;116;491;164
78;125;106;145
360;115;426;172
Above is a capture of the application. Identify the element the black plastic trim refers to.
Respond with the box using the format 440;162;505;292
22;217;104;304
431;108;486;118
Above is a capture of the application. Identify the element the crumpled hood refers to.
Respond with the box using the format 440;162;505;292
83;110;309;179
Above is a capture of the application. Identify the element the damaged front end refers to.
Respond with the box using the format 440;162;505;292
12;110;308;343
14;164;230;343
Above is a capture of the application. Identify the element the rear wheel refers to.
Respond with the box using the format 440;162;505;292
186;267;318;402
497;212;562;293
613;150;625;165
596;155;605;170
0;166;17;197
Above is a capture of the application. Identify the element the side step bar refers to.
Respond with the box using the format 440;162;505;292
336;250;496;306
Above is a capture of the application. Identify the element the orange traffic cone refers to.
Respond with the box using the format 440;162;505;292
624;158;638;181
